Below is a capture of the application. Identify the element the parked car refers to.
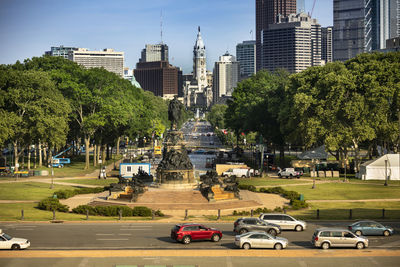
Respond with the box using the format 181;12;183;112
222;168;250;178
311;228;368;250
170;223;222;244
259;213;306;231
277;168;301;178
233;218;281;236
0;229;30;250
348;220;394;236
235;232;288;250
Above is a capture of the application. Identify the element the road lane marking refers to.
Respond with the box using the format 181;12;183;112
96;234;114;236
118;234;132;236
120;229;151;231
96;241;129;243
15;229;34;230
120;226;153;228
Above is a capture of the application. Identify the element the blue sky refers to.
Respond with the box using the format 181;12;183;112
0;0;333;74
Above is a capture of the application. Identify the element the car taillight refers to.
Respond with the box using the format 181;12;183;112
348;226;352;230
314;236;318;241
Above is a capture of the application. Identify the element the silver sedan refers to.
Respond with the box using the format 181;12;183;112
234;232;288;250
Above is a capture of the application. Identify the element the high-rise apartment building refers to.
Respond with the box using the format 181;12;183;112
333;0;400;62
134;61;181;99
256;0;297;71
236;40;256;80
45;45;78;59
213;53;239;103
321;27;333;64
262;13;321;73
139;44;169;62
68;48;124;76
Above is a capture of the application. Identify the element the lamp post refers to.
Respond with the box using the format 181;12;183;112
50;156;54;189
384;159;388;186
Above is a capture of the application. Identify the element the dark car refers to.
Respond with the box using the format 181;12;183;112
234;218;281;236
348;220;394;236
170;223;223;244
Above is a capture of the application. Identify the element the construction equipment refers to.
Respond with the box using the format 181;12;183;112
50;147;72;168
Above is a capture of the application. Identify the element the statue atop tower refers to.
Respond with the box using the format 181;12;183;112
193;26;207;89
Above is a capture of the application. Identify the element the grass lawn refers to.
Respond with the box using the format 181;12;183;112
61;178;119;186
286;183;400;200
239;178;311;187
289;201;400;220
0;203;154;221
0;182;79;200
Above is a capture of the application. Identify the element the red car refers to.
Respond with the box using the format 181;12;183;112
170;223;223;244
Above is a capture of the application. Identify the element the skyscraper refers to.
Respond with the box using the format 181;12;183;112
333;0;400;62
213;52;239;103
262;13;321;73
45;46;78;59
321;27;333;64
139;44;169;62
236;40;256;80
256;0;297;71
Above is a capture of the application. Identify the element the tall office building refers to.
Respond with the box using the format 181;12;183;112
256;0;297;71
139;44;169;62
236;40;256;80
321;27;333;64
262;13;321;73
333;0;400;62
134;61;181;99
213;52;239;103
68;48;124;76
45;45;78;59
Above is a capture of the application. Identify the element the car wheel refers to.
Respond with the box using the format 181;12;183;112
182;236;191;244
274;243;283;250
212;234;220;242
383;230;390;237
278;174;281;178
355;230;362;236
241;175;246;178
295;225;303;232
242;243;251;250
11;244;20;250
356;242;365;249
239;229;248;234
268;229;277;236
321;242;330;250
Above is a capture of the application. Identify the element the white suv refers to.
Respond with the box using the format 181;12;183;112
259;213;307;231
277;168;301;178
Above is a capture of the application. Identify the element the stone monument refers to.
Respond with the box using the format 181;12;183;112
156;97;196;189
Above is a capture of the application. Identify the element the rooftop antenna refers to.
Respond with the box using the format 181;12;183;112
250;30;253;40
160;10;163;44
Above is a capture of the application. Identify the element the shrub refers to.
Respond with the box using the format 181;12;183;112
37;198;69;212
72;205;157;217
290;200;309;210
71;205;97;215
54;187;105;199
132;206;152;217
238;184;257;192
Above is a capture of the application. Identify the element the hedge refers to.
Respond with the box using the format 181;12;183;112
72;205;164;217
259;186;308;210
37;197;69;212
54;187;105;199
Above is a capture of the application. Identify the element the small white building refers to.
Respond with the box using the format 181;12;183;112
119;163;151;178
358;154;400;180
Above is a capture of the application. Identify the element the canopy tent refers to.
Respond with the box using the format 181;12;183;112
358;154;400;180
297;145;328;160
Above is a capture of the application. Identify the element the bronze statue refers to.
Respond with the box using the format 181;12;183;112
168;96;182;130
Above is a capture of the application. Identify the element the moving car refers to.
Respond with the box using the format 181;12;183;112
311;228;368;250
0;229;30;250
235;232;288;250
348;220;394;236
259;213;306;231
170;223;222;244
234;218;281;236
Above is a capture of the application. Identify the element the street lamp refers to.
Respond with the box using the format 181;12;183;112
384;159;388;186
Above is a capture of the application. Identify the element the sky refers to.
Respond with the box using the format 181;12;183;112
0;0;333;74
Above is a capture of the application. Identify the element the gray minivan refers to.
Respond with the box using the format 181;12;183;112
259;213;306;231
312;228;369;249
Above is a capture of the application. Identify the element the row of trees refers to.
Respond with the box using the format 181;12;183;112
218;52;400;170
0;56;181;170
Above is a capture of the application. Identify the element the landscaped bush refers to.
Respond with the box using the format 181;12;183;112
232;206;286;216
54;187;105;199
238;184;257;192
290;199;309;210
37;197;69;212
72;205;160;217
258;187;307;210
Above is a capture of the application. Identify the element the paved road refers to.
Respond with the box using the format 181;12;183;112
1;221;399;250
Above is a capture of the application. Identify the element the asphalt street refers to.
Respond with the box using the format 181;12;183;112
1;221;399;250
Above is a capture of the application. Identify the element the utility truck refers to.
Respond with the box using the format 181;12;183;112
222;168;251;178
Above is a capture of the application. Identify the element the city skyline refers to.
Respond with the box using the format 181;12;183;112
0;0;333;74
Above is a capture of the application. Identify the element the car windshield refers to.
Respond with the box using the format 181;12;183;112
2;233;12;240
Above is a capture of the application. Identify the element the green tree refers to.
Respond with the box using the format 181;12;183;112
206;104;227;129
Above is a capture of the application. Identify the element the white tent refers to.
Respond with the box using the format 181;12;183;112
358;154;400;180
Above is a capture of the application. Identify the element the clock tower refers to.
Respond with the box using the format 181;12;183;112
193;26;207;89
